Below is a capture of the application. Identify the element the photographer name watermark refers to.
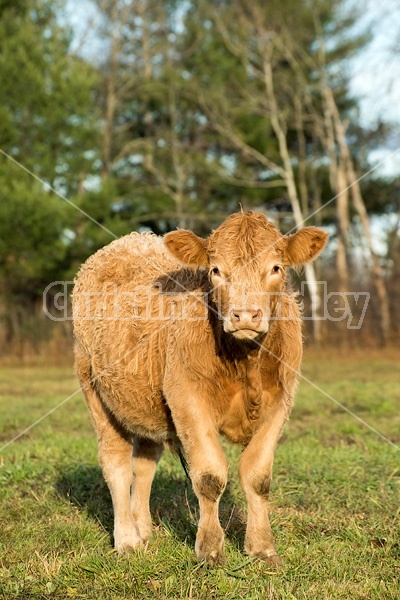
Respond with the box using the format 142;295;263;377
43;280;370;330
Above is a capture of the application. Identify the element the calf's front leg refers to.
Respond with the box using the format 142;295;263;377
165;385;228;565
239;396;289;565
193;466;227;564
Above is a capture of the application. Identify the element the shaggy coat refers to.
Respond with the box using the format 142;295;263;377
72;211;328;565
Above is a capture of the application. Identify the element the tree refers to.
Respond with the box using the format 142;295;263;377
182;1;333;342
0;158;74;348
179;0;376;343
311;15;391;343
325;86;391;343
91;0;232;234
0;0;100;350
0;0;100;196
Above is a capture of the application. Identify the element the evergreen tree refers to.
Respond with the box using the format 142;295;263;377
0;0;100;347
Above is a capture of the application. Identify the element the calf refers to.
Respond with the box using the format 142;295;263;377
72;211;328;564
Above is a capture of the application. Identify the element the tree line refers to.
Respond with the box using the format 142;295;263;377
0;0;399;356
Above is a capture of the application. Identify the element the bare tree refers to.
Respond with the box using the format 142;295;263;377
96;0;131;179
321;81;351;292
143;78;191;229
325;86;391;343
313;23;391;343
203;4;325;343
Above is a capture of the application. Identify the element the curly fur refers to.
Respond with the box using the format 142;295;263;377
72;210;328;563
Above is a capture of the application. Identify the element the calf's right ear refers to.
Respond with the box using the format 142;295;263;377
164;230;209;268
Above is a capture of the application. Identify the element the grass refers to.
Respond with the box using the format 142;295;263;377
0;354;399;599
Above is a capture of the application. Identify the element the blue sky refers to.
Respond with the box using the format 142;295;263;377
345;0;400;176
348;0;399;126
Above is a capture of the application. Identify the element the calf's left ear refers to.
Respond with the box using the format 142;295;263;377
164;229;209;268
283;227;329;266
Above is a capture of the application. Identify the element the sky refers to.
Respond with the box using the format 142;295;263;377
348;0;399;125
345;0;400;176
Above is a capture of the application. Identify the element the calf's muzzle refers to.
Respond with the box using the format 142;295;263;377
225;307;267;340
230;308;263;328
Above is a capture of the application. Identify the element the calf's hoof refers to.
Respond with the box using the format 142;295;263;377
114;526;143;554
249;550;282;567
135;522;153;542
195;532;225;565
264;553;282;567
197;546;226;566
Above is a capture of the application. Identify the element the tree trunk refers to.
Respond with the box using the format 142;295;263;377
326;87;391;344
168;83;187;228
294;94;309;217
101;1;119;179
263;57;323;344
335;162;350;292
320;81;351;293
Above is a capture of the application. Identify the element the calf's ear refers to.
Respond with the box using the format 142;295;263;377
283;227;329;266
164;230;209;268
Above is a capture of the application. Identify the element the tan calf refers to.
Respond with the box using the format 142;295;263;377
72;211;328;565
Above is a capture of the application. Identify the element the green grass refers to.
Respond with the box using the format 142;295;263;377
0;355;399;599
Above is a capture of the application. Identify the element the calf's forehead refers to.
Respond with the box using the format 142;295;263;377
208;212;284;267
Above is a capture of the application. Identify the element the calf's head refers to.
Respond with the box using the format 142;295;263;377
165;211;328;341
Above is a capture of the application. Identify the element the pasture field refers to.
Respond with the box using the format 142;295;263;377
0;354;399;599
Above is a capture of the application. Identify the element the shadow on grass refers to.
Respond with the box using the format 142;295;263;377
55;464;114;544
55;462;246;551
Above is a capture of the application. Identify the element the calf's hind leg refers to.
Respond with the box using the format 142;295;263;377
131;436;163;541
97;420;142;553
75;349;141;552
88;392;143;552
85;392;162;549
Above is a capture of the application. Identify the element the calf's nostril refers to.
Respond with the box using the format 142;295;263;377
252;309;262;322
230;308;263;325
